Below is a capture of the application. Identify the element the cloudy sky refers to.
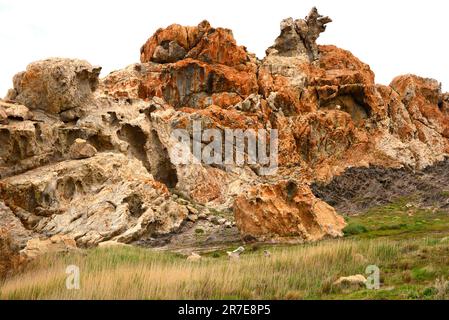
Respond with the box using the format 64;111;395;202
1;0;448;95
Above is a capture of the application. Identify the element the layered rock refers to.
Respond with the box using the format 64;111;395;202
2;8;449;249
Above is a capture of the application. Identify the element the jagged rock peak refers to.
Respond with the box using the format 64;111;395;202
139;19;254;68
267;7;332;61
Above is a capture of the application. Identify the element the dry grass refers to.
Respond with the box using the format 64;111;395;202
2;199;449;300
0;239;401;300
434;277;449;299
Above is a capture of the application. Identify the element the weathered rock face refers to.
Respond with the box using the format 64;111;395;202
68;138;97;160
104;20;259;109
267;7;332;61
0;153;188;247
234;181;345;242
374;75;449;169
2;8;449;248
6;58;101;114
0;229;22;278
20;235;78;259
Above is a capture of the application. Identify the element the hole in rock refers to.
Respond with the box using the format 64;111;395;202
123;194;145;217
117;124;151;172
149;130;178;188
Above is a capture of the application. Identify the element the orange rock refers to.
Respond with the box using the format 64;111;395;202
234;180;346;242
5;8;449;247
138;58;258;109
134;21;259;109
140;21;211;64
390;75;449;139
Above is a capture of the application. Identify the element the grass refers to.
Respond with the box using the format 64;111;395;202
1;198;449;300
343;197;449;240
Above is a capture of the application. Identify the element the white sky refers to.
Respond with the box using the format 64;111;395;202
1;0;448;95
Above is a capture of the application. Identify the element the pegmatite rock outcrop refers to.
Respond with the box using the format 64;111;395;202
1;8;449;254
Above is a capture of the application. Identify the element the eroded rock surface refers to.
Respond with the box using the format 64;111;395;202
1;8;449;250
234;181;345;242
6;58;101;115
106;20;259;109
0;153;188;247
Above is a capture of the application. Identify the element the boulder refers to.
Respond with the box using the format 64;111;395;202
0;100;32;121
333;275;367;288
5;104;32;120
234;181;346;242
68;138;97;159
7;58;101;114
20;235;77;259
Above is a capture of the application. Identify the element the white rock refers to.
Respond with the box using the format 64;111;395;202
187;252;202;262
333;275;367;288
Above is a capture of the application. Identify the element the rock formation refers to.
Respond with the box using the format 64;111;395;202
6;58;101;114
1;8;449;256
234;181;345;242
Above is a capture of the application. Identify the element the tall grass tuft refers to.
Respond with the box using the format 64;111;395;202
0;239;402;300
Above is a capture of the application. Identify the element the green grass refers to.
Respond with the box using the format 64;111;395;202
342;197;449;240
1;198;449;300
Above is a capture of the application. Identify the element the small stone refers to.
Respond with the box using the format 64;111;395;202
187;252;202;262
333;275;367;288
59;108;81;122
187;205;199;215
198;213;207;220
207;215;219;225
9;58;101;114
69;138;97;160
218;218;227;225
188;214;198;222
224;221;233;228
227;246;245;260
98;241;130;248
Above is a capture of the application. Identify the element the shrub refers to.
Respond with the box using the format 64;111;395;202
343;223;368;236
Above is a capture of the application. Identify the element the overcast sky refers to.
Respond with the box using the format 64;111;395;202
1;0;448;95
